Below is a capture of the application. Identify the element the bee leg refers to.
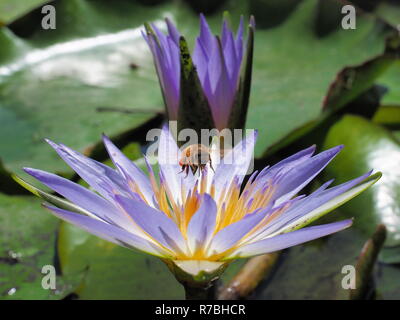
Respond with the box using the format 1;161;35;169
209;157;215;172
179;165;186;174
185;165;190;177
190;164;198;175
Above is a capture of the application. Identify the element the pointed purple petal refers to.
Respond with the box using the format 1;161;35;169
213;130;257;199
151;23;169;52
209;208;267;254
273;145;344;204
222;29;239;80
221;19;230;47
102;135;154;205
23;168;134;228
45;139;129;201
262;172;372;237
167;37;180;84
235;16;244;55
207;37;237;129
158;125;195;203
199;13;215;53
44;204;166;257
227;219;353;258
145;30;180;120
165;18;180;45
187;194;217;252
193;38;209;84
114;194;187;255
255;145;316;184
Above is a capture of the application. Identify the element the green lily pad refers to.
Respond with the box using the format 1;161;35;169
257;227;366;300
375;1;400;28
373;105;400;128
323;115;400;251
377;61;400;106
376;263;400;300
58;222;185;299
0;0;49;25
0;193;79;300
379;246;400;264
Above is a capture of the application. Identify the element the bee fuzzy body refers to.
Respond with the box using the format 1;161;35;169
179;144;214;176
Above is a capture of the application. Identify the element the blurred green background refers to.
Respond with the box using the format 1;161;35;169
0;0;399;299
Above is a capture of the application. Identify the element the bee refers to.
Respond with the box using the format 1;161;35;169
179;144;214;176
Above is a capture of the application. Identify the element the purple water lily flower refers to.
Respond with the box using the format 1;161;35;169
21;127;380;277
143;14;254;131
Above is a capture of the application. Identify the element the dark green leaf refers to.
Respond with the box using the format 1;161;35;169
177;36;214;136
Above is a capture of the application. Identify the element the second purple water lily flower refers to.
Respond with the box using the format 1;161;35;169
143;14;254;131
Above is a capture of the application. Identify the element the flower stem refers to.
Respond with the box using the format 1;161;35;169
218;252;280;300
183;279;219;300
349;224;386;300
